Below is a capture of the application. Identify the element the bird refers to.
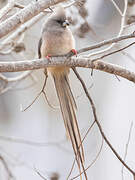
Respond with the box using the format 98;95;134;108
38;6;87;179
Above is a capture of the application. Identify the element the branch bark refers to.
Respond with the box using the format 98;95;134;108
0;0;64;38
78;32;135;54
0;33;135;83
0;57;135;83
0;0;15;21
72;68;135;178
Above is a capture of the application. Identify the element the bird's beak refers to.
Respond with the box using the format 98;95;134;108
62;20;70;27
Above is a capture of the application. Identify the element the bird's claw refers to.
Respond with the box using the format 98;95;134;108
46;54;51;61
71;49;77;57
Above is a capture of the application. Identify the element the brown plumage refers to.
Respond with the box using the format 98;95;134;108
38;6;87;179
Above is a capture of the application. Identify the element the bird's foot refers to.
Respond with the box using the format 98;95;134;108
45;54;51;61
71;49;77;57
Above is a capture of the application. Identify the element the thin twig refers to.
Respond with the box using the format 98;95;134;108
76;83;94;99
20;71;58;111
0;71;33;95
20;71;48;111
0;155;14;179
78;32;135;55
0;135;72;155
70;137;103;180
35;168;47;180
86;0;128;57
14;2;25;9
72;68;135;177
122;122;133;180
64;0;76;8
121;50;135;63
110;0;123;16
92;42;135;62
0;71;32;82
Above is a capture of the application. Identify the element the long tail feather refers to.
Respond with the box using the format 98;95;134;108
52;70;87;179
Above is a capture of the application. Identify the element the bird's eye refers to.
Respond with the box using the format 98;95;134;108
56;20;63;24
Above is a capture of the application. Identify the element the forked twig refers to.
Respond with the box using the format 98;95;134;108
122;122;133;180
71;137;103;180
21;70;58;112
91;42;135;62
110;0;123;16
72;68;135;177
86;0;128;57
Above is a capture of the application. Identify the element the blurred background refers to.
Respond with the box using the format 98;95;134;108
0;0;135;179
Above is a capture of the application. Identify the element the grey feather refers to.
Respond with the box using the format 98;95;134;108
38;38;42;58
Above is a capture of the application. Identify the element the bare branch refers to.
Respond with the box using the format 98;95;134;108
86;0;128;57
78;32;135;54
70;137;103;180
92;42;135;61
0;134;69;150
0;33;134;83
14;2;25;9
122;122;133;180
0;71;33;95
72;68;135;177
35;168;47;180
20;70;58;111
20;71;48;111
0;155;14;179
121;50;135;63
110;0;123;16
0;71;31;82
64;0;77;9
0;12;48;51
124;22;135;29
0;55;135;83
0;0;15;21
0;0;65;38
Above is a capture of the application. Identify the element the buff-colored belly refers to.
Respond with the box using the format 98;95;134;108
41;28;75;75
41;28;75;57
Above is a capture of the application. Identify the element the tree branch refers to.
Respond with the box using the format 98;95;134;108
78;32;135;54
122;121;133;180
86;0;128;57
0;0;15;21
0;12;46;51
0;0;65;38
0;155;14;179
0;56;135;83
0;33;135;84
72;68;135;177
0;71;31;82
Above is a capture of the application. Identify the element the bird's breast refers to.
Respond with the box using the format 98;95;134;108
41;28;75;57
